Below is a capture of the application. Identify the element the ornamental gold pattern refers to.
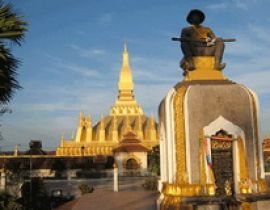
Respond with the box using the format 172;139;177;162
211;140;232;150
238;137;249;181
237;136;252;194
173;86;188;184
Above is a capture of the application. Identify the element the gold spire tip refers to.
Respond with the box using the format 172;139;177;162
124;41;128;53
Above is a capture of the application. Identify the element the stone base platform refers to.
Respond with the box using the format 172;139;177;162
160;194;270;210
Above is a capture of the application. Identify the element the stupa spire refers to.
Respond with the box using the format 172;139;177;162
118;42;134;100
110;43;144;116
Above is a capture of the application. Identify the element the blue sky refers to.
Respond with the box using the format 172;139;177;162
1;0;270;150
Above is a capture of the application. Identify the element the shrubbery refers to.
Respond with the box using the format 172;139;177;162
142;177;158;191
265;158;270;172
79;183;94;195
76;170;107;178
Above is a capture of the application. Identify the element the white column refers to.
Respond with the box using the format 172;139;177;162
113;165;119;192
0;172;6;191
165;89;176;183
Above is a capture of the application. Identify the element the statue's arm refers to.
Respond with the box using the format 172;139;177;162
207;28;216;39
181;28;191;39
180;28;196;42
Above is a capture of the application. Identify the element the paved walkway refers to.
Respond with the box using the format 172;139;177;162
56;189;159;210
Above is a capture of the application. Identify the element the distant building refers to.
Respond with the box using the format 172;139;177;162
262;138;270;171
55;44;159;174
113;132;149;176
0;141;114;178
0;44;159;177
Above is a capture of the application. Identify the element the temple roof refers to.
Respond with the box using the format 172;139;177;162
113;132;149;153
92;114;158;141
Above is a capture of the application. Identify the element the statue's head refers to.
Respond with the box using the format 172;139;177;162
186;9;205;25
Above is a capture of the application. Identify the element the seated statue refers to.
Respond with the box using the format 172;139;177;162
180;9;226;73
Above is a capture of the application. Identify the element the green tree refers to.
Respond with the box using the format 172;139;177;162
19;178;51;210
0;3;27;208
0;191;23;210
148;146;160;176
51;159;67;178
264;158;270;172
0;1;27;104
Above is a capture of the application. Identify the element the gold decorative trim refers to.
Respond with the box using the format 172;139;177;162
238;136;252;194
257;178;269;193
241;202;252;210
173;85;188;183
161;183;201;210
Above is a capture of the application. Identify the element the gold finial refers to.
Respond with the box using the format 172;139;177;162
87;115;92;127
71;131;75;139
150;114;155;128
117;42;134;101
79;112;85;126
113;115;118;129
124;41;128;53
122;42;130;67
100;114;105;129
14;144;18;156
80;111;84;118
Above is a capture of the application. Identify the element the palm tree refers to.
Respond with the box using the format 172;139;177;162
0;1;27;104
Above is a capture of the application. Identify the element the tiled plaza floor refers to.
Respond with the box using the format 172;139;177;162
56;189;159;210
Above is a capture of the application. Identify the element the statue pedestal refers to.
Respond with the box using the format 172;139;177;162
158;60;269;209
185;56;226;81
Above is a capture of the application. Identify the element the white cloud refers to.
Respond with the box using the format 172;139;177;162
1;116;77;149
14;88;114;114
207;3;228;10
248;25;270;44
207;0;259;11
234;0;249;10
64;63;100;78
131;55;181;83
98;13;113;25
45;52;102;78
71;44;106;59
232;70;270;94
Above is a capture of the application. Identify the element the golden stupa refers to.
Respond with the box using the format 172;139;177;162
56;44;159;156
